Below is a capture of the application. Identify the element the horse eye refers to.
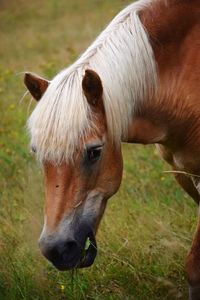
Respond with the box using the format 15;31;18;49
87;147;102;163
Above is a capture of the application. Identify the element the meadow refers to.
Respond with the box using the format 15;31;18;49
0;1;197;299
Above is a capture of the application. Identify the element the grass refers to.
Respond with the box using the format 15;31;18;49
0;1;197;299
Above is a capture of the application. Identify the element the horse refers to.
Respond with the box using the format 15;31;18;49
24;0;200;299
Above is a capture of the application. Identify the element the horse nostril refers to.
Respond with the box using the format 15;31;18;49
38;226;97;270
39;238;82;270
64;240;78;252
62;240;80;261
49;246;59;261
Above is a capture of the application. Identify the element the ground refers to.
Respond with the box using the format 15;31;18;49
0;1;197;299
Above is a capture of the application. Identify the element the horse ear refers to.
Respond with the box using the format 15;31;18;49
82;69;103;106
24;72;49;101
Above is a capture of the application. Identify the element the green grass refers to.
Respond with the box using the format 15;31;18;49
0;1;196;299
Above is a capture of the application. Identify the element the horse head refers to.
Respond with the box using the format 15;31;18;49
24;70;123;270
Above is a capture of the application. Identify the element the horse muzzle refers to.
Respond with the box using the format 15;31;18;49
39;227;97;271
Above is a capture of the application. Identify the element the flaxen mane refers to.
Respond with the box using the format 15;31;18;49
28;0;157;164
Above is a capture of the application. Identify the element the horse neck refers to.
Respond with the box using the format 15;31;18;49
126;0;200;149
